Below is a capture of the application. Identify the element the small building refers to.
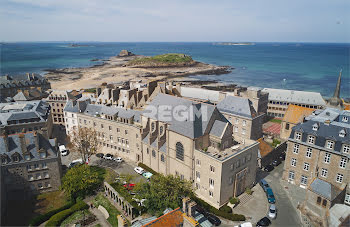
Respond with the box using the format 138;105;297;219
280;105;315;140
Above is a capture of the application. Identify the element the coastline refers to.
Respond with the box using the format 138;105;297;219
45;54;231;90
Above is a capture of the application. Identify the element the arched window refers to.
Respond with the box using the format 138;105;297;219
317;196;321;205
152;150;156;158
160;126;164;135
161;154;165;162
176;142;184;161
322;199;327;207
151;122;155;132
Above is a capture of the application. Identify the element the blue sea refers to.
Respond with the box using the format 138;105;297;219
1;42;349;98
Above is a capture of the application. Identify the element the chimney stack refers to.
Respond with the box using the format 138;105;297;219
2;129;9;152
40;127;48;139
18;133;27;153
182;197;191;215
33;131;40;150
188;201;197;218
26;73;31;81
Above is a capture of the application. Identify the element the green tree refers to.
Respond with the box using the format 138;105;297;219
61;165;104;199
135;174;193;216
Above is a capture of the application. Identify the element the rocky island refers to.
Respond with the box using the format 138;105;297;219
45;51;231;89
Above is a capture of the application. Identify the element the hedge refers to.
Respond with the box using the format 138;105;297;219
137;163;158;176
28;200;75;226
192;196;245;221
45;201;89;227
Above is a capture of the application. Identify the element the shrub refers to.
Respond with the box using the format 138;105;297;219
229;197;240;205
245;188;253;195
192;196;245;221
28;200;75;226
138;163;158;175
219;205;232;214
45;201;88;227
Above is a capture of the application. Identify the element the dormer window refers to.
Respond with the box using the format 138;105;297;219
343;116;348;122
339;129;346;138
39;150;47;158
312;123;318;131
1;156;7;164
24;154;31;161
12;154;19;162
326;141;334;150
295;132;302;140
308;135;315;144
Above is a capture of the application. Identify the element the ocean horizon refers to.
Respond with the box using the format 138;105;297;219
1;42;349;98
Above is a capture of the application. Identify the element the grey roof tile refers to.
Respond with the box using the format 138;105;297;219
217;95;256;119
309;178;342;200
209;120;228;138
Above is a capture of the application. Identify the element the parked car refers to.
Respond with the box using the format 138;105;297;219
134;167;145;175
272;159;281;166
96;153;104;158
259;179;270;192
268;204;277;219
123;183;136;191
207;214;221;226
59;145;69;156
68;159;83;168
279;152;286;160
266;188;276;204
234;222;252;227
195;205;207;216
142;172;153;180
256;217;271;227
264;164;274;172
114;157;123;163
104;153;114;160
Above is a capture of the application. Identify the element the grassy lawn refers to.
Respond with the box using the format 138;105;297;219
269;118;282;124
35;190;68;214
129;53;193;65
60;209;92;227
92;194;120;227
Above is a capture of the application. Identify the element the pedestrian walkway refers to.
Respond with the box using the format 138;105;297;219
89;207;112;227
235;193;253;209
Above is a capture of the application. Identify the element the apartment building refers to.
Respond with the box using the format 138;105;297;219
282;108;350;217
46;90;81;125
0;130;62;196
262;88;326;118
0;73;51;102
280;105;315;140
141;94;258;208
217;95;264;140
64;99;143;163
0;100;53;137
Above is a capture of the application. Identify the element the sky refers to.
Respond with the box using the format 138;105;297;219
1;0;349;42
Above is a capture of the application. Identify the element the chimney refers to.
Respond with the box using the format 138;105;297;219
188;201;197;218
26;73;31;81
33;131;40;150
31;73;35;80
18;133;27;153
97;87;102;97
2;130;9;152
40;127;49;139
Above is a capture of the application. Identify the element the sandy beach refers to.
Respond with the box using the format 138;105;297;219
45;54;231;90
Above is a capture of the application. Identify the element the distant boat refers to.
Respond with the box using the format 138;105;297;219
214;42;255;46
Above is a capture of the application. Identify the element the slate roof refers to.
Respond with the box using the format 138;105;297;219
180;87;220;102
209;120;228;138
0;132;58;165
262;88;326;106
83;104;141;122
309;178;342;201
217;95;257;119
0;74;49;87
143;94;228;139
282;105;315;124
0;100;50;126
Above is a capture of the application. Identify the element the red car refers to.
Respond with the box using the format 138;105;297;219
123;183;136;191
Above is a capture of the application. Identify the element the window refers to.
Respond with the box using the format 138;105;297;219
288;171;295;180
301;175;308;185
28;175;34;181
235;119;239;124
36;173;41;179
312;124;318;131
180;175;184;180
44;172;49;178
146;148;149;154
303;163;310;171
175;142;184;161
295;132;302;140
291;158;297;167
324;153;331;163
308;136;315;144
101;124;104;128
42;162;47;169
242;129;246;135
293;144;299;154
13;155;19;162
40;152;46;158
45;182;51;188
340;157;347;168
339;130;346;138
196;183;200;189
321;168;328;178
343;116;348;122
160;126;164;135
242;120;246;126
322;199;327;207
27;165;32;171
125;130;128;135
117;128;120;133
229;176;233;184
109;126;112;131
285;123;290;130
317;196;322;205
234;127;238;133
210;165;215;173
151;122;155;132
196;159;201;166
38;183;43;189
336;173;343;183
24;154;31;161
326;141;334;149
345;194;350;205
152;150;156;158
34;163;39;169
209;191;213;197
209;178;214;188
306;148;312;158
343;144;350;153
161;154;165;162
196;171;200;181
110;135;113;141
230;163;234;170
84;120;86;124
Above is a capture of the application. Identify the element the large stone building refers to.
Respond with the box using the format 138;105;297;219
0;74;51;102
0;130;62;196
262;88;326;118
46;90;81;125
0;100;53;137
64;94;259;209
282;108;350;218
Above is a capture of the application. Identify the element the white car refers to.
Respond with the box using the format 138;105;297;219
234;222;252;227
59;145;68;156
104;153;114;160
134;167;145;175
114;157;123;163
69;159;83;168
268;204;277;219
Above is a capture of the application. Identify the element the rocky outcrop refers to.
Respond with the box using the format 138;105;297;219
118;50;134;57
